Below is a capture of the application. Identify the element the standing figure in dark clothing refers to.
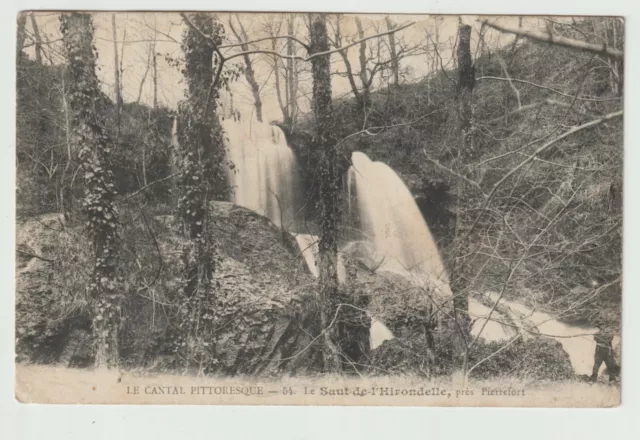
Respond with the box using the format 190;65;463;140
590;327;620;383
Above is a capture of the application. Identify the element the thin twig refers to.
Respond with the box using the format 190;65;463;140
17;249;55;263
424;153;484;193
476;76;621;102
118;172;181;204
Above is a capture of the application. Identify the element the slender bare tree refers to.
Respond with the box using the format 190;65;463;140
111;14;123;139
17;13;28;60
385;16;400;85
228;15;263;122
29;13;43;65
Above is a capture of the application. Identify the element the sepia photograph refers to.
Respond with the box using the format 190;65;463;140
14;10;624;407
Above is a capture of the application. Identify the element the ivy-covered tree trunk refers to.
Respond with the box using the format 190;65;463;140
451;23;475;379
175;12;226;372
60;12;122;369
309;13;342;373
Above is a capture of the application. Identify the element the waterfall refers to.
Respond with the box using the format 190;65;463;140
221;125;603;373
223;119;300;230
348;152;452;297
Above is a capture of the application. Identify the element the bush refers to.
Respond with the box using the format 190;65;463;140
468;337;575;381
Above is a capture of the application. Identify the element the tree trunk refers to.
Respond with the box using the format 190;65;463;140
60;12;122;369
385;17;400;85
135;44;152;104
286;15;298;127
335;17;362;107
309;13;342;373
451;23;475;380
228;16;263;122
355;17;371;108
175;12;226;371
604;18;623;96
111;14;122;138
59;73;73;217
153;50;158;108
29;13;43;65
271;33;289;126
457;24;475;158
17;13;28;60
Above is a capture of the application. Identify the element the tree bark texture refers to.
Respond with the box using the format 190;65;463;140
309;13;342;373
452;23;475;378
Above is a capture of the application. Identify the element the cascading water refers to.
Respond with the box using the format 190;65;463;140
223;119;300;230
347;152;452;298
345;152;609;371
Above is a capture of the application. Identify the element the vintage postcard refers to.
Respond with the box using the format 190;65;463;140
15;11;623;407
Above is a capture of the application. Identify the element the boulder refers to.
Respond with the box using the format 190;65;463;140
15;202;370;375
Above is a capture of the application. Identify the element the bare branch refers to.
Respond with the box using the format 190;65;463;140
477;75;622;102
118;172;181;204
220;34;309;51
424;153;484;193
225;20;416;63
485;110;622;205
477;98;596;127
17;249;55;263
499;57;521;109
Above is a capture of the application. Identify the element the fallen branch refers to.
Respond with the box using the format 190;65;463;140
480;19;624;60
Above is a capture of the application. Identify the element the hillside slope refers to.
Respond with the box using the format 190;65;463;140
292;35;622;331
